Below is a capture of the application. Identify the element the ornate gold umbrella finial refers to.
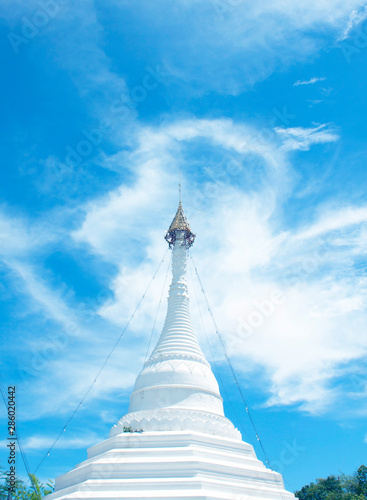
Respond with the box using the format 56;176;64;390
165;201;196;248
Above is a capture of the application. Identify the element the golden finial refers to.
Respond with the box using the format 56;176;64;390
167;202;191;233
165;170;195;248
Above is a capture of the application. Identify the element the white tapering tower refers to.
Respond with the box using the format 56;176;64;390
110;202;240;439
47;202;296;500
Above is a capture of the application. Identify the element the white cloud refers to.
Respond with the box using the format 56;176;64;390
185;196;367;414
5;116;365;422
5;260;85;338
0;210;89;344
108;0;365;92
72;118;292;262
1;1;133;132
0;209;54;258
68;117;367;418
19;433;99;451
17;340;140;421
275;124;339;151
4;0;363;97
295;206;367;240
339;5;367;40
294;77;327;86
0;210;128;423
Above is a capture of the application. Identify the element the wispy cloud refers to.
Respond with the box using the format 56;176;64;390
275;124;339;151
0;209;55;258
294;77;327;86
339;5;367;40
72;118;292;263
0;208;138;421
68;117;367;418
7;0;356;95
0;0;363;98
295;206;367;240
0;433;101;451
0;209;86;341
4;116;364;421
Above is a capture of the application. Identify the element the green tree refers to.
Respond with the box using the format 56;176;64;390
295;466;367;500
0;467;53;500
296;475;342;500
355;466;367;497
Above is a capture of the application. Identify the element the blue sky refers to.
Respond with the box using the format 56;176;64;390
0;0;367;492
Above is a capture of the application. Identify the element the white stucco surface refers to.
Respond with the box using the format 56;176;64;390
47;207;295;500
47;431;295;500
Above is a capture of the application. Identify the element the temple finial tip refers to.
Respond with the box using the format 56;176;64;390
165;200;195;248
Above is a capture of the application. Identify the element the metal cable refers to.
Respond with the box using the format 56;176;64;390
144;254;172;362
31;248;169;477
187;255;254;445
190;255;292;498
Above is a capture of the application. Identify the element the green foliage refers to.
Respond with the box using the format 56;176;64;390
295;465;367;500
355;466;367;497
0;467;53;500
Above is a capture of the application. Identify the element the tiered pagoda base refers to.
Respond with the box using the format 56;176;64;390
47;430;294;500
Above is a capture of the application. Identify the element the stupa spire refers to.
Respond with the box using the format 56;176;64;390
111;201;240;439
149;205;204;361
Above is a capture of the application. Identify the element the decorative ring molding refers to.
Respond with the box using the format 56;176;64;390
111;408;242;441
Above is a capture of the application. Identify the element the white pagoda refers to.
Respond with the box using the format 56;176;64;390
47;202;295;500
